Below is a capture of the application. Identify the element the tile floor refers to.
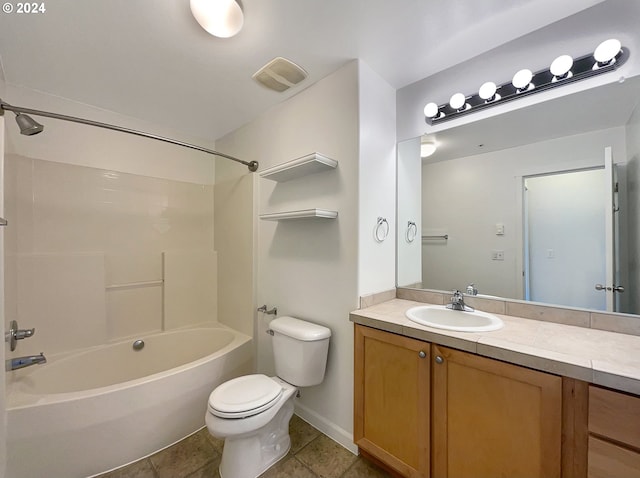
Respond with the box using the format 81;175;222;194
97;414;391;478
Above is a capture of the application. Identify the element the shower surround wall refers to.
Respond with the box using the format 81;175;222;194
3;154;217;358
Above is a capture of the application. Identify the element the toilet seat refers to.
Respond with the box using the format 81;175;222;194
208;374;283;419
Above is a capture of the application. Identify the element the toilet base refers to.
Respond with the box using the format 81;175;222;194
218;397;294;478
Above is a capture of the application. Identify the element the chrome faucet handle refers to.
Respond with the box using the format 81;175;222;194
466;283;478;296
5;320;36;352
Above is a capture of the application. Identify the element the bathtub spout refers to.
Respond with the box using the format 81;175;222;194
6;352;47;371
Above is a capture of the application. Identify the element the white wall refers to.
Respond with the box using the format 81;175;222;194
420;126;626;299
4;85;215;184
0;95;7;478
216;61;361;451
397;137;422;287
357;61;397;296
214;158;255;337
626;98;640;312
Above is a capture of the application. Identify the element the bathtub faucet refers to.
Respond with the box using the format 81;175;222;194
6;352;47;371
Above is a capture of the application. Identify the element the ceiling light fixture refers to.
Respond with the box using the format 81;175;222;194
423;39;628;125
420;140;437;158
190;0;244;38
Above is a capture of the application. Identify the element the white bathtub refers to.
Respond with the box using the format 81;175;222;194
6;325;253;478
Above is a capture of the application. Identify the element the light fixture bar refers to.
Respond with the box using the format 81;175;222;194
425;45;629;125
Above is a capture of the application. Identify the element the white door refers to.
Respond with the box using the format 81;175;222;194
602;146;624;311
524;169;606;310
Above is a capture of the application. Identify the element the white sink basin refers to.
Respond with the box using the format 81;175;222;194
405;305;504;332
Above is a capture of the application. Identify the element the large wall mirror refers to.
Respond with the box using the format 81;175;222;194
397;76;640;316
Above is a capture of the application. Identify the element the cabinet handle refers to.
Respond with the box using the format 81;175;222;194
418;350;426;358
435;356;444;364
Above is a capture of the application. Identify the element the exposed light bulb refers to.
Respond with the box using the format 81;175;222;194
594;38;621;66
550;55;573;79
190;0;244;38
449;93;466;110
420;141;437;158
423;102;439;119
478;81;498;101
512;69;533;91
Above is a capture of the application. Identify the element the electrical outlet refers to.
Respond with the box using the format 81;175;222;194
491;250;505;261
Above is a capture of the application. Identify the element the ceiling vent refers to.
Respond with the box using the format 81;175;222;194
252;57;308;92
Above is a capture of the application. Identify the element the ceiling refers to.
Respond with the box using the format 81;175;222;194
0;0;605;141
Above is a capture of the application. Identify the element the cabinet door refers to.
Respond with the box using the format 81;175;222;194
354;325;430;478
588;436;640;478
432;345;562;478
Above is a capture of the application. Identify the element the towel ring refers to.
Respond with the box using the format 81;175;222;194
406;221;417;243
374;217;389;243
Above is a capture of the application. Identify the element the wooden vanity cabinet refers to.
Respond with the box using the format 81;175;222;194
431;344;563;478
354;324;430;478
587;385;640;478
354;324;564;478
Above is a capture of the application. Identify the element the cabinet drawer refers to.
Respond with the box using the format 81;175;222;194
588;436;640;478
589;386;640;449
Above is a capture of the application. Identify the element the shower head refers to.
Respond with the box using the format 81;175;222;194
15;112;44;136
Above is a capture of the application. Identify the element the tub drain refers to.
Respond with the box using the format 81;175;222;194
132;339;145;351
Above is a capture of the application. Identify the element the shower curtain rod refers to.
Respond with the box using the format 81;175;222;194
0;99;259;172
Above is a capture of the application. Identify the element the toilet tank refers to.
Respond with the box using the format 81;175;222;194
269;316;331;387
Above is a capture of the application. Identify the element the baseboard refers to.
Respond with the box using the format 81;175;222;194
293;401;358;455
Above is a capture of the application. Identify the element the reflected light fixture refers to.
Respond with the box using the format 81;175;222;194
423;38;628;125
420;140;437;158
190;0;244;38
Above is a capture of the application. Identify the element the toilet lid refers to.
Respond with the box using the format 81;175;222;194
209;374;283;418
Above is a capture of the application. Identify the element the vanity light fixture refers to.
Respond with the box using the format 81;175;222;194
550;55;574;81
423;102;440;120
190;0;244;38
478;81;499;102
449;93;468;111
512;69;534;92
423;38;628;125
594;38;622;67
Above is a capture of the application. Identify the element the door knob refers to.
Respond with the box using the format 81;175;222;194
595;284;625;293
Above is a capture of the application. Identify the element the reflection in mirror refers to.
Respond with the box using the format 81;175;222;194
397;77;640;316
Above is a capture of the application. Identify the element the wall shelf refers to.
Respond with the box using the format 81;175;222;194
259;209;338;221
259;152;338;182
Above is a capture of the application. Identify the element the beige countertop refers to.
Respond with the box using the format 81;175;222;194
350;298;640;396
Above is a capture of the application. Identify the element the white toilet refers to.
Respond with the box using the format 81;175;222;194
205;316;331;478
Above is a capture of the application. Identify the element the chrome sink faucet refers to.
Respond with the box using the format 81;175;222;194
6;352;47;371
446;290;474;312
